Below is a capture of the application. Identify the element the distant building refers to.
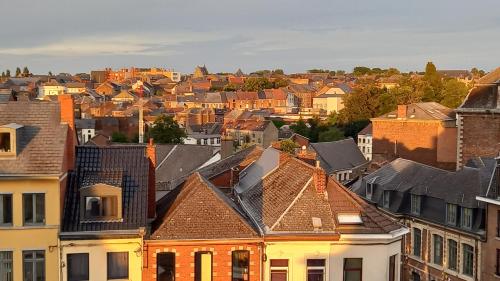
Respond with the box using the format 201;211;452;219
37;79;66;98
456;67;500;168
224;119;278;148
371;102;457;170
357;123;373;161
75;118;96;144
193;65;209;78
312;84;352;115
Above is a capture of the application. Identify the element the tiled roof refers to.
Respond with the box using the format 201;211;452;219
151;173;259;240
358;123;372;135
458;84;499;111
477;67;500;84
224;119;272;132
61;145;150;234
374;102;455;121
0;101;68;175
199;145;263;180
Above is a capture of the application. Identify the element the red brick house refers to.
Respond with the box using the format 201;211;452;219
143;173;262;281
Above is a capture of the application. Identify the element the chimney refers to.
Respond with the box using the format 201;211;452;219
58;94;76;170
297;146;317;166
313;160;327;195
397;104;407;119
221;135;234;159
230;166;240;187
146;138;156;219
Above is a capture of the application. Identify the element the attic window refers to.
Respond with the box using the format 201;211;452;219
366;183;374;200
80;183;122;222
337;213;363;224
0;133;11;152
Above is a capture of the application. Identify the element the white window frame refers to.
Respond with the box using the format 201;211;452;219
22;193;45;225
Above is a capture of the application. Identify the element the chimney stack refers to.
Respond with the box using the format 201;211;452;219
397;104;407;119
230;166;240;187
146;138;156;219
297;146;317;166
58;94;76;170
221;134;234;159
313;160;327;195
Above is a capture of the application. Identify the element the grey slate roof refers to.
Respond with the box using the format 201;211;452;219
61;146;150;235
352;157;497;235
310;138;368;173
0;101;68;175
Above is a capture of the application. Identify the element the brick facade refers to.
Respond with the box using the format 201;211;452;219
481;203;500;281
457;113;500;168
372;120;457;170
143;242;262;281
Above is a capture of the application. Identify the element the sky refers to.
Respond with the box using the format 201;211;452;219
0;0;499;75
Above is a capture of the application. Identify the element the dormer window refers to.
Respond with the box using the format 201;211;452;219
411;194;421;215
366;183;374;200
80;183;122;222
0;123;23;157
383;190;391;208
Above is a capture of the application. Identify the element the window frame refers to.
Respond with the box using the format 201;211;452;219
194;251;213;281
462;243;474;277
343;258;362;281
270;259;288;281
107;252;129;280
389;254;397;281
306;258;326;281
0;193;13;226
412;228;422;258
447;239;458;271
22;193;45;225
432;234;443;266
366;183;373;200
461;208;473;229
67;253;89;281
23;250;45;281
231;250;250;281
410;194;421;215
0;251;13;281
446;204;457;225
383;190;390;208
157;252;175;281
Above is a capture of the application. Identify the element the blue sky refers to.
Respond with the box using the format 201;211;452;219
0;0;498;74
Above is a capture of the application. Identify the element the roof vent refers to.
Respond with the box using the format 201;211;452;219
337;213;363;224
312;217;322;232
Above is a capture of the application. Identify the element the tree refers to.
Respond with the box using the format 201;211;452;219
290;118;310;138
5;70;10;77
336;70;346;75
272;77;288;88
440;79;469;108
48;71;53;76
15;67;21;77
147;115;186;144
273;69;284;75
22;66;30;77
318;127;345;142
421;62;444;102
111;132;128;143
1;72;4;78
223;83;239;91
279;139;298;154
353;66;371;76
243;77;273;91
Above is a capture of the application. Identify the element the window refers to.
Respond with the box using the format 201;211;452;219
107;252;128;280
446;204;457;225
157;252;175;281
366;183;373;200
67;253;89;281
447;239;458;271
411;195;421;215
270;259;288;281
461;208;473;229
85;196;117;218
0;194;12;225
496;249;500;276
0;251;13;281
23;250;45;281
307;259;325;281
413;228;421;257
195;252;212;281
0;132;11;152
389;255;396;281
462;244;474;277
343;258;362;281
232;251;249;281
411;272;420;281
432;234;443;266
23;193;45;225
383;191;390;208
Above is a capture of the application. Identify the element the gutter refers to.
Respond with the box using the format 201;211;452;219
0;174;62;179
339;227;409;240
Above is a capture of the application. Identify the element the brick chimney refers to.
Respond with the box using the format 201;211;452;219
146;138;156;219
230;166;240;187
397;104;407;119
58;94;76;170
297;146;317;166
313;160;327;195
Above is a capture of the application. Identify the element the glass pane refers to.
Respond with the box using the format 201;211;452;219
232;251;249;281
344;271;361;281
35;194;45;223
157;252;175;281
36;260;44;281
270;259;288;267
24;258;34;281
307;269;324;281
0;251;13;281
307;259;325;267
24;194;33;223
107;252;128;279
1;195;12;224
270;270;287;281
68;253;89;281
344;258;362;269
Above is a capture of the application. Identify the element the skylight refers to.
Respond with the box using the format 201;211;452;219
337;213;363;224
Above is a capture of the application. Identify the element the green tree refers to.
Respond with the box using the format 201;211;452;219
353;66;371;76
5;70;10;77
318;127;345;142
272;77;288;88
272;120;286;129
243;77;273;91
440;79;469;108
421;62;444;102
147;115;186;144
273;69;284;75
22;66;30;77
279;139;298;154
15;67;21;77
290;118;310;138
111;132;128;143
48;71;53;76
336;70;346;75
223;83;239;91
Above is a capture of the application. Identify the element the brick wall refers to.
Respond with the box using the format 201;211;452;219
372;120;456;168
143;242;261;281
481;204;500;281
458;113;500;168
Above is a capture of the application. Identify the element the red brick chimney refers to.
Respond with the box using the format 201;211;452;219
313;160;326;195
397;104;407;118
230;166;240;187
58;94;76;170
146;138;156;219
297;146;317;166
